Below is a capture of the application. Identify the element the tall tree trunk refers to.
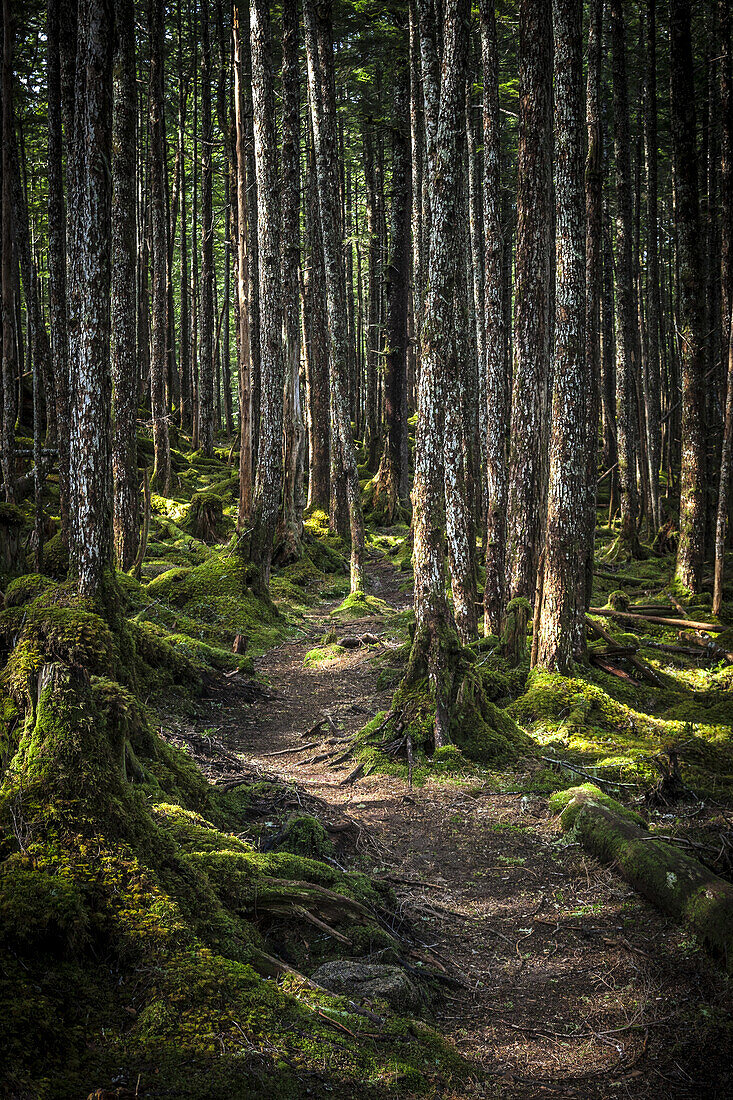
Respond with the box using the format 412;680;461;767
47;0;71;533
721;0;732;370
670;0;707;592
506;0;553;600
304;0;365;593
1;0;15;504
246;0;284;584
149;0;171;493
479;0;507;636
714;303;733;614
111;0;138;566
373;69;410;527
610;0;640;554
233;1;253;528
644;0;662;533
582;0;602;614
304;114;330;512
409;0;469;748
68;0;115;598
363;119;381;469
198;0;215;456
277;0;305;562
177;0;191;431
537;0;586;672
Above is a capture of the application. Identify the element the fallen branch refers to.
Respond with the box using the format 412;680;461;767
589;608;720;633
585;615;664;687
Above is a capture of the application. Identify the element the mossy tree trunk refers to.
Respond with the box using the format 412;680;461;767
536;0;586;674
643;0;662;535
233;1;253;531
670;0;706;594
110;0;139;569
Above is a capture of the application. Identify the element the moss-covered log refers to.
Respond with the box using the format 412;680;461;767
554;785;733;968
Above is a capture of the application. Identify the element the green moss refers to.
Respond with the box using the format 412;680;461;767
274;815;335;861
3;572;58;608
549;783;647;830
40;530;69;579
304;643;347;666
331;591;392;620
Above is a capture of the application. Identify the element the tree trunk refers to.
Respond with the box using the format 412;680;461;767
582;0;602;617
303;113;331;513
149;0;171;494
198;0;215;456
111;0;138;567
506;0;553;600
68;0;115;598
479;0;507;636
373;70;410;527
276;0;305;563
409;0;469;747
47;0;71;535
669;0;707;593
714;303;733;615
233;1;253;529
536;0;586;673
304;0;365;593
246;0;284;585
643;0;662;534
1;0;16;504
610;0;640;554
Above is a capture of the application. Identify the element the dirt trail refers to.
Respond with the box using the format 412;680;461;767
189;556;732;1098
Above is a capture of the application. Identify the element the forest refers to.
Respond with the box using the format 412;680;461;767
1;0;733;1095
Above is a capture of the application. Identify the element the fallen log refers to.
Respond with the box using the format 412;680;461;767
585;615;664;687
552;786;733;970
589;607;721;633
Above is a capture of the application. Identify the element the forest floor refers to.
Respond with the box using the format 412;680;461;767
158;551;733;1100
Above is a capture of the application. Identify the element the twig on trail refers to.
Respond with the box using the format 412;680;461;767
541;755;637;791
261;740;320;758
340;762;365;786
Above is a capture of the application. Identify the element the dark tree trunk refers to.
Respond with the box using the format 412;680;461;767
47;0;71;534
644;0;662;533
506;0;553;601
304;0;365;593
149;0;171;494
304;113;330;513
276;0;305;563
582;0;602;614
111;0;139;566
537;0;586;672
233;1;253;529
1;0;16;503
610;0;640;554
198;0;215;456
479;0;507;636
670;0;706;593
373;69;410;527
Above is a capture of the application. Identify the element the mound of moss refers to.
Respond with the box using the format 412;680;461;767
331;591;393;621
0;644;466;1098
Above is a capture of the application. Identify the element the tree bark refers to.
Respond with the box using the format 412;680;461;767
149;0;171;494
303;112;330;513
276;0;305;563
643;0;662;533
536;0;586;673
111;0;138;566
610;0;640;554
506;0;553;600
1;0;16;503
246;0;284;584
373;69;410;527
198;0;215;456
47;0;71;534
304;0;365;593
410;0;469;747
233;1;253;529
68;0;115;597
670;0;706;593
479;0;507;636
